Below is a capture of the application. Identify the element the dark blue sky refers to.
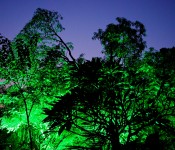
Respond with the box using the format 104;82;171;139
0;0;175;59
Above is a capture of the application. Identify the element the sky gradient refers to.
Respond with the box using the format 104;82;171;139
0;0;175;60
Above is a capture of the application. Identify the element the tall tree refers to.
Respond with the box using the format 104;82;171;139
19;8;76;65
44;50;175;149
43;22;175;150
92;17;146;66
0;8;75;150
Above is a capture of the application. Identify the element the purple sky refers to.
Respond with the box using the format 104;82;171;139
0;0;175;60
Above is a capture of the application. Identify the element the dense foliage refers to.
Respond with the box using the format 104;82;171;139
0;8;175;150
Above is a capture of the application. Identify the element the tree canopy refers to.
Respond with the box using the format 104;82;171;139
92;17;146;66
0;8;175;150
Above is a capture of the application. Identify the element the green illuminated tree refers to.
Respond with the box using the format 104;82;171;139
0;8;76;150
141;47;175;149
19;8;76;65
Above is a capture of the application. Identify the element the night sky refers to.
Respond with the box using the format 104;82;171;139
0;0;175;60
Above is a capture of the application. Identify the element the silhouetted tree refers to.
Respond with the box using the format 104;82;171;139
43;20;175;149
92;17;146;66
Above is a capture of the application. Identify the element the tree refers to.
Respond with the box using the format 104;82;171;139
19;8;76;65
43;22;175;150
141;47;175;149
92;17;146;66
0;8;75;150
44;50;175;149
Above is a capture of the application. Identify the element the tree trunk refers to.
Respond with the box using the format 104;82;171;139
108;122;121;150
